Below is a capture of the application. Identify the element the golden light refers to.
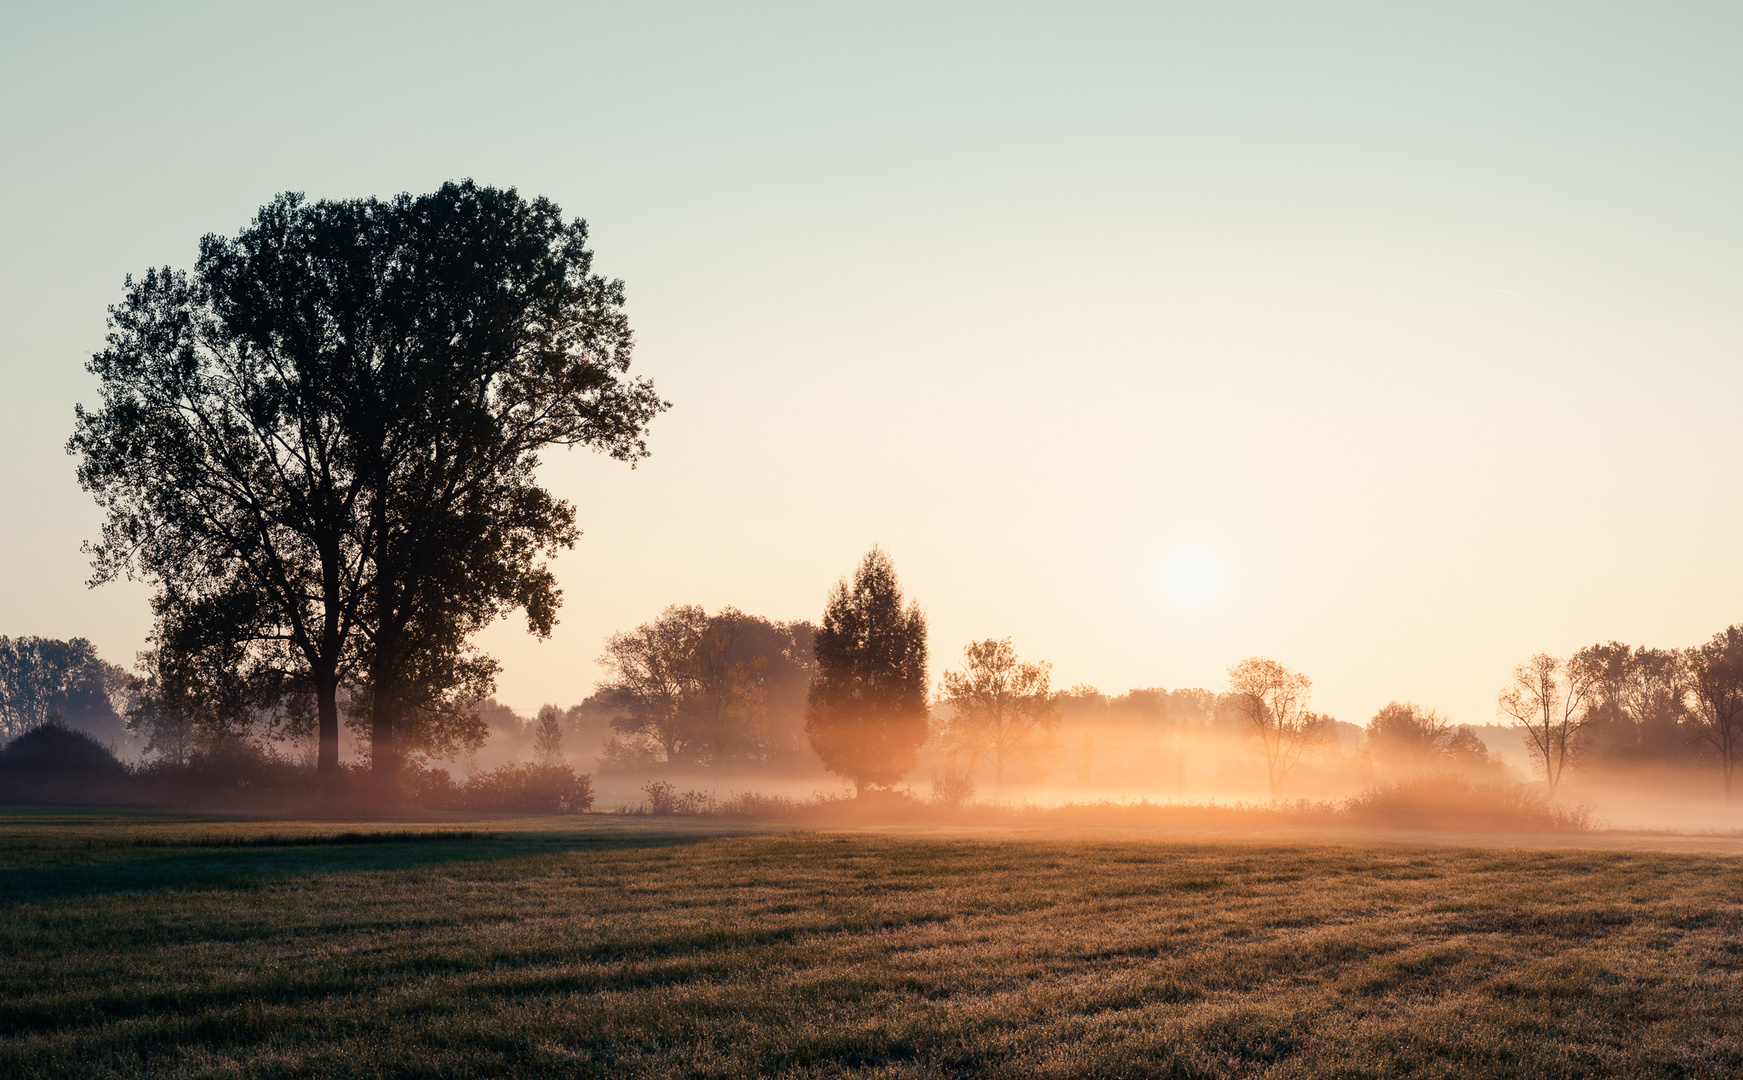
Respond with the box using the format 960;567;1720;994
1159;544;1225;611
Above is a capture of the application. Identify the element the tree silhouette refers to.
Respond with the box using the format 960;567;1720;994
0;637;130;743
597;605;772;768
532;704;566;767
937;638;1061;786
1687;626;1743;799
1496;652;1598;789
806;547;929;795
1365;701;1454;772
1225;656;1329;796
70;181;667;784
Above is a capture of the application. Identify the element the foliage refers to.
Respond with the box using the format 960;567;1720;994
70;180;667;782
1365;700;1453;770
0;637;131;744
1363;700;1498;776
1574;641;1695;763
127;644;307;766
929;772;977;807
805;546;930;794
1224;656;1331;795
596;605;811;769
443;762;593;813
532;704;565;766
640;780;716;815
1055;684;1230;730
8;818;1743;1078
0;722;129;804
937;637;1061;785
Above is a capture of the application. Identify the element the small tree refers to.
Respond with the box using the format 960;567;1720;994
532;704;565;766
806;547;929;795
937;638;1061;786
1687;626;1743;799
1225;657;1329;796
1496;652;1598;789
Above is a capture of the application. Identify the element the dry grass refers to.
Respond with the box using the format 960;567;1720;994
3;809;1743;1077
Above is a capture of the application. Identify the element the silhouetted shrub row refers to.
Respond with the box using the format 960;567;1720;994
408;763;593;813
0;723;593;813
0;725;1590;830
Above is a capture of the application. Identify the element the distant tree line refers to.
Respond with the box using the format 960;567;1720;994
0;637;131;745
1499;627;1743;797
576;550;1500;801
587;605;818;770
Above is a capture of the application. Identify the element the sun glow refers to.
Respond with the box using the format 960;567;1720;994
1159;545;1225;611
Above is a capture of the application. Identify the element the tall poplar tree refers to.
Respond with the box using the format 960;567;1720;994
805;547;929;794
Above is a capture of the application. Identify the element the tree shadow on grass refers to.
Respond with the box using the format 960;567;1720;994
0;829;719;904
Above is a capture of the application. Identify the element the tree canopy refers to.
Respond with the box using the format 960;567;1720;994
1686;626;1743;799
593;605;816;770
70;181;667;783
937;637;1060;786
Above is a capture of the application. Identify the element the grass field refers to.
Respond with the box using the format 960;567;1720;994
4;810;1743;1078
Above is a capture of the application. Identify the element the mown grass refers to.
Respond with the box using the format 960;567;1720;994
3;810;1742;1078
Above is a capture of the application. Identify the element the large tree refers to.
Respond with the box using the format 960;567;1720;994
1572;641;1693;763
70;181;666;783
937;637;1060;786
806;547;930;795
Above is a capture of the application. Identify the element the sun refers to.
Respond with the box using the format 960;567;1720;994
1159;545;1225;610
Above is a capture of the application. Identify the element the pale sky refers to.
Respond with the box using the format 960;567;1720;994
3;2;1740;732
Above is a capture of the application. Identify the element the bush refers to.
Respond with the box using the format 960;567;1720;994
0;723;129;804
642;780;715;815
1342;773;1595;832
930;774;976;808
459;763;593;813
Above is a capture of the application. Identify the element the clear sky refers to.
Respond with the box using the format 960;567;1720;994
3;2;1740;732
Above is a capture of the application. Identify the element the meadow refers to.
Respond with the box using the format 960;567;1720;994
4;810;1743;1078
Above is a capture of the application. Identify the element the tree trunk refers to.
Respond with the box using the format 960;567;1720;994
371;689;399;788
316;539;343;782
314;668;339;782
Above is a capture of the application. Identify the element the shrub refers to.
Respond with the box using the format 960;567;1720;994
642;780;716;815
403;763;461;809
460;763;594;813
930;774;976;808
1342;773;1595;832
0;722;129;804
